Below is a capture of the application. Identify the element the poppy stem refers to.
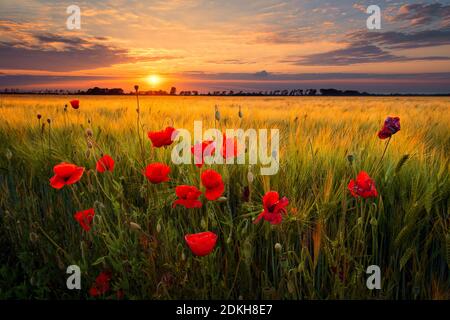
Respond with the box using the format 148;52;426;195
375;136;392;172
135;89;145;166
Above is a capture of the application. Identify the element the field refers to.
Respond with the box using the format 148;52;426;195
0;94;449;299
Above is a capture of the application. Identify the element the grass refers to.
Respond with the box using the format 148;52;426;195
0;94;449;299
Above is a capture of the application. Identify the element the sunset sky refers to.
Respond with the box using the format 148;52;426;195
1;0;449;93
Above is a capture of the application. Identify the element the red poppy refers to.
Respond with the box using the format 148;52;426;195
49;162;85;189
377;116;400;139
172;185;202;208
221;133;240;159
144;163;170;183
185;231;217;256
201;169;224;200
69;99;79;109
89;271;112;297
254;191;289;225
348;171;378;198
74;208;95;231
148;126;177;148
96;154;115;173
191;140;216;167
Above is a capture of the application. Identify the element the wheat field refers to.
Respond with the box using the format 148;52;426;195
0;94;449;299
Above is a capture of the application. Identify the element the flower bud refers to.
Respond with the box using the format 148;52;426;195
129;222;141;231
274;243;282;253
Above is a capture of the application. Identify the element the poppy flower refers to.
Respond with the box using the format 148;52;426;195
49;162;85;189
191;140;216;168
144;163;170;183
89;271;112;297
185;231;217;256
96;154;115;173
201;169;224;200
69;99;79;109
377;116;400;139
74;208;95;231
254;191;289;225
172;185;202;208
148;126;177;148
221;133;240;159
348;171;378;198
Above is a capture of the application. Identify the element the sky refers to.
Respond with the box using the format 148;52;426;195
0;0;449;93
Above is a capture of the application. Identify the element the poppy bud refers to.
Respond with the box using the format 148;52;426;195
86;128;93;137
238;106;243;119
5;148;12;160
247;171;254;184
156;222;161;233
47;118;51;124
85;149;91;158
29;232;39;243
37;114;42;119
200;218;207;229
215;105;221;121
181;251;186;261
129;222;141;231
347;154;354;164
274;243;282;253
87;141;93;149
238;295;243;300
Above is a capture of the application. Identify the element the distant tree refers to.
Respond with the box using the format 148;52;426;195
170;87;177;95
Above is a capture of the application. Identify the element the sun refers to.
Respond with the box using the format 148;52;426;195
146;74;162;87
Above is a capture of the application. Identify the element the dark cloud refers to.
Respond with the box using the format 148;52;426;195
284;42;450;66
33;34;89;46
350;29;450;49
206;59;255;65
0;24;179;71
0;41;131;71
0;74;118;87
390;3;450;27
177;71;450;81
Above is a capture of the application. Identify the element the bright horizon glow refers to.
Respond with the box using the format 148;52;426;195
146;75;162;88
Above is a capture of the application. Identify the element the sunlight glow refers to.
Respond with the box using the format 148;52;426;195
146;75;162;87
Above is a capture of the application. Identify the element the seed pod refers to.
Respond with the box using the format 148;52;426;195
247;171;254;184
29;232;39;243
215;105;221;121
134;85;139;91
129;222;142;231
347;154;354;164
238;106;243;119
47;118;51;124
5;148;12;160
37;114;42;119
86;128;93;137
274;243;282;253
